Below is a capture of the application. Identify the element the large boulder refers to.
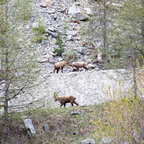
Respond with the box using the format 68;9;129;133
68;5;89;21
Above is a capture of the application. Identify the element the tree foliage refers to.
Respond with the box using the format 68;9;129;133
0;0;39;143
93;59;144;143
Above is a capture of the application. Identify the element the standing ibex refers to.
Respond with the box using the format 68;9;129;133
54;91;79;107
53;55;76;74
53;61;67;73
69;62;88;71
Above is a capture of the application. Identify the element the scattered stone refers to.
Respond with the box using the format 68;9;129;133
77;47;85;55
84;108;89;112
99;137;112;144
66;30;78;36
58;4;66;13
68;5;89;21
47;26;55;32
80;41;87;46
74;12;89;21
66;35;73;41
111;3;123;8
48;57;56;64
133;132;141;144
32;22;39;29
68;73;77;77
22;116;36;136
43;122;50;131
81;138;95;144
45;30;58;38
71;110;81;115
47;9;56;14
86;59;93;63
40;1;51;8
88;64;96;69
84;8;93;15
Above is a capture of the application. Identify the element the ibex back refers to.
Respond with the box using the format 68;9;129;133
69;62;88;71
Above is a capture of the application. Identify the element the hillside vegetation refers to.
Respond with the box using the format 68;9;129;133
0;0;144;143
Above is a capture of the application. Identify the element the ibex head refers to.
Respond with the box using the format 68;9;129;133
54;91;60;101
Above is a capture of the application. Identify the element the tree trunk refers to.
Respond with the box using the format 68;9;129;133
142;0;144;50
2;81;9;144
2;2;9;143
132;48;137;99
103;0;107;54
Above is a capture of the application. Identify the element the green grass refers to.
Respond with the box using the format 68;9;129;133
0;104;104;144
0;97;143;144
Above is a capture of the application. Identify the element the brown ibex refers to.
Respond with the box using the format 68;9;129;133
54;92;79;107
69;62;88;71
53;61;67;73
53;54;76;74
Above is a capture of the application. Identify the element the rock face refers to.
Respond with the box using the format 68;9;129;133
31;0;97;69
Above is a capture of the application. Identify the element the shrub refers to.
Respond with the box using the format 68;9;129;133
53;48;64;56
92;59;144;143
32;19;46;43
53;35;65;56
62;50;76;62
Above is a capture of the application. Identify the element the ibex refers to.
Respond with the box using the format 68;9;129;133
54;92;79;107
53;61;67;73
69;62;88;71
53;54;76;74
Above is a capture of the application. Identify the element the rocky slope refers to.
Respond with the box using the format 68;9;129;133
8;0;133;112
9;69;132;112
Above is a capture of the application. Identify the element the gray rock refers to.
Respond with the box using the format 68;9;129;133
71;110;81;115
47;9;56;14
73;12;89;21
68;73;77;77
47;26;55;32
40;0;51;8
66;30;78;36
99;137;112;144
133;132;141;144
46;30;58;38
66;35;73;41
88;64;96;69
68;5;89;21
84;8;93;15
81;139;95;144
77;47;85;55
43;122;50;131
22;117;36;136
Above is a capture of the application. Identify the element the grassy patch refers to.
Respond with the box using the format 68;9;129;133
32;19;46;43
0;104;104;144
